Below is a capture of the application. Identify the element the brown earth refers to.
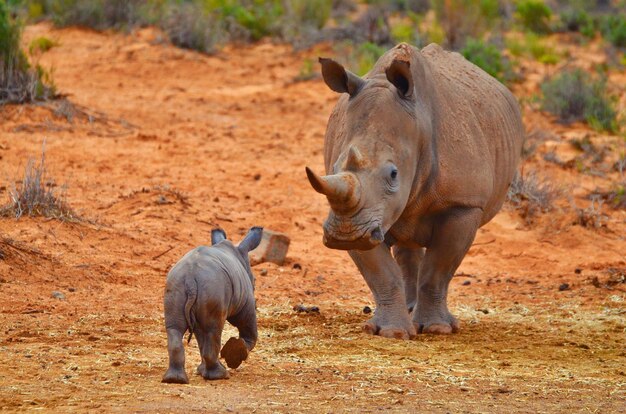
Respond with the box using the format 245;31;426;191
0;23;625;413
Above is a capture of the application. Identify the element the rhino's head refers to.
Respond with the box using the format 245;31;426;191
306;56;423;251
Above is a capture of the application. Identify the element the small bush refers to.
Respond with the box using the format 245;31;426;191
505;32;560;63
559;8;593;33
461;38;509;81
507;169;558;223
515;0;552;34
434;0;501;49
161;2;223;54
49;0;146;30
0;144;78;220
540;68;617;132
1;1;55;104
28;36;58;54
599;14;626;48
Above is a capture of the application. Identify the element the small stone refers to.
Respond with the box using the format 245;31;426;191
462;280;471;286
478;308;489;314
253;173;261;181
559;283;570;291
575;268;582;274
68;287;76;292
249;229;290;266
292;263;302;270
293;304;320;314
51;291;66;300
260;269;268;276
363;306;372;314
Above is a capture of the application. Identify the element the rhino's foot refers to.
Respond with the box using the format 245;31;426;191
413;312;460;335
162;368;189;384
363;311;416;340
220;337;249;369
198;362;229;380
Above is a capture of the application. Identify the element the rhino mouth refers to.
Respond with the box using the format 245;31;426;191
322;219;385;251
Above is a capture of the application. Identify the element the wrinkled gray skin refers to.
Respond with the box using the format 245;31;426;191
306;43;524;339
162;227;263;383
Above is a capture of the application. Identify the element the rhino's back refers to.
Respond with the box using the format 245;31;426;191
420;44;524;220
166;244;250;312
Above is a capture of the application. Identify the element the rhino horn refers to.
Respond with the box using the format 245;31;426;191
344;145;366;171
305;167;361;210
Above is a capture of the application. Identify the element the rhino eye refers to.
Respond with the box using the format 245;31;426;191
390;169;398;180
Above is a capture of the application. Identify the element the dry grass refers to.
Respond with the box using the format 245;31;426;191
506;169;559;224
0;143;78;221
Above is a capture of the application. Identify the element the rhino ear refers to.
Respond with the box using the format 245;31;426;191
386;59;413;98
211;228;227;245
238;226;263;254
319;57;364;96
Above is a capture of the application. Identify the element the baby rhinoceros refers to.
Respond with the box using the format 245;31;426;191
162;227;263;384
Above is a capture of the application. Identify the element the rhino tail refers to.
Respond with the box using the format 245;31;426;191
184;277;198;344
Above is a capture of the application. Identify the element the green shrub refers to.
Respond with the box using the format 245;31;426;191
433;0;501;49
29;36;58;54
0;0;55;104
206;0;283;41
599;14;626;48
333;41;386;76
559;8;592;33
461;38;509;81
506;32;560;64
48;0;146;30
515;0;552;34
161;1;223;54
540;68;617;132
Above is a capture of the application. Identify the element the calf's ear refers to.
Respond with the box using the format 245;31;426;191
319;57;364;96
238;227;263;254
211;228;227;245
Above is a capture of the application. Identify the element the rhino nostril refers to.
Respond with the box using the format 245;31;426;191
370;226;384;242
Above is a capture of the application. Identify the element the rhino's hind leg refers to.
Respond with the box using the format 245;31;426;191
350;244;416;340
413;207;482;334
196;325;229;380
393;246;425;313
162;328;189;384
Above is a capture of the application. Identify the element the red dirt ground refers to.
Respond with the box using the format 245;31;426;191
0;23;624;412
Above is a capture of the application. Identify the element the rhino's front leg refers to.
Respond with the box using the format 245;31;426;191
393;246;425;313
414;207;482;334
349;244;416;340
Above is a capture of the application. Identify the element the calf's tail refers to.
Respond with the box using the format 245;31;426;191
184;277;198;344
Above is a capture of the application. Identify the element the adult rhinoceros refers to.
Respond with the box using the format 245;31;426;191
306;43;524;339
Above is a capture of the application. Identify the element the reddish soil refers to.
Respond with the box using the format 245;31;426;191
0;23;624;412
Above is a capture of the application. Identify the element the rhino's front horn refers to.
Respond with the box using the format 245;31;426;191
305;167;361;211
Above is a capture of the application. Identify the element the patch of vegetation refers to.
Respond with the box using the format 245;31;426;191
506;32;561;64
461;37;511;81
45;0;147;31
507;169;558;224
540;68;617;132
433;0;502;50
334;41;387;76
559;7;594;35
28;35;58;54
161;1;223;54
515;0;552;34
0;144;78;221
1;0;55;104
599;14;626;48
574;197;606;228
